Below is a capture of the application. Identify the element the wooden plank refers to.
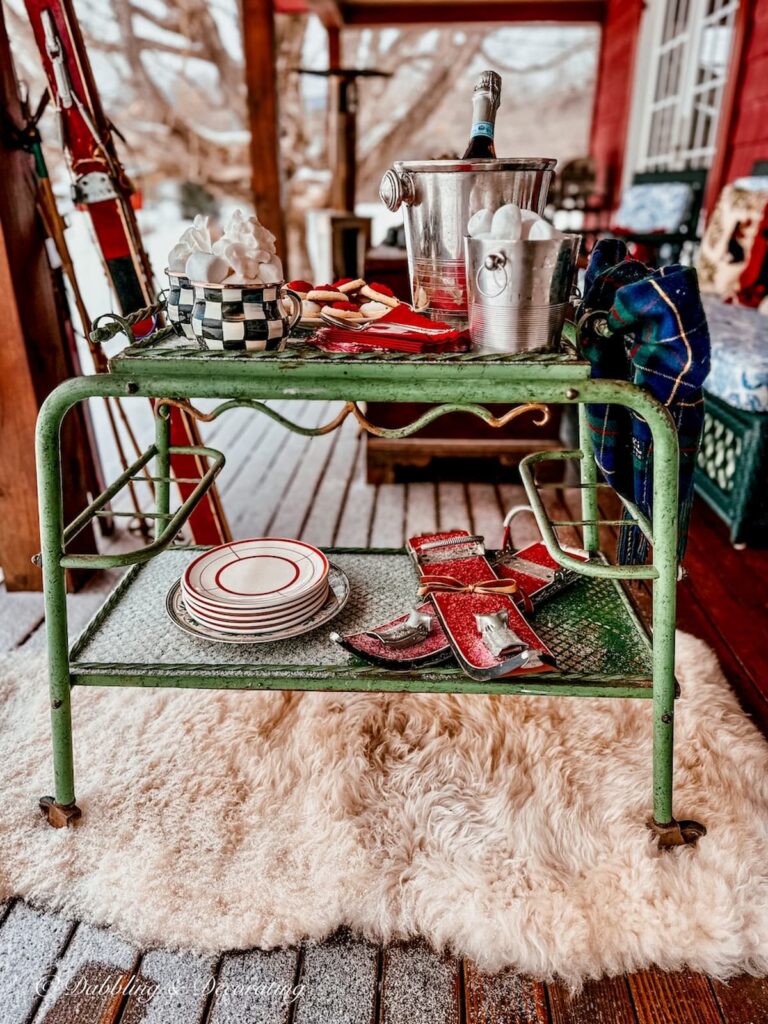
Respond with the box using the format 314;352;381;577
547;975;635;1024
464;962;548;1024
342;1;605;26
710;974;768;1024
467;484;504;550
216;400;307;505
292;930;377;1024
302;415;360;548
380;940;460;1024
200;402;285;479
0;589;44;650
269;403;348;539
405;482;438;539
207;948;299;1024
33;921;139;1024
628;969;724;1024
226;401;321;536
119;949;218;1024
0;903;75;1024
241;0;286;262
497;484;541;549
369;484;406;548
20;568;125;651
334;435;376;547
437;483;471;534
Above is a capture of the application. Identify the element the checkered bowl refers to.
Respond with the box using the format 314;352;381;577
164;269;195;340
190;281;302;352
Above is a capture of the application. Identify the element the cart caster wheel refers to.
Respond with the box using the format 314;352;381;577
647;817;706;849
39;796;82;829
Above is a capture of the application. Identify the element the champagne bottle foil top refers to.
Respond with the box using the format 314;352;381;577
474;70;502;98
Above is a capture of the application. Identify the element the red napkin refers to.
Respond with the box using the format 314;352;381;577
310;305;469;354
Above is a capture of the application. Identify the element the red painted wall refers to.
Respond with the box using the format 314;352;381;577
717;0;768;187
589;0;645;209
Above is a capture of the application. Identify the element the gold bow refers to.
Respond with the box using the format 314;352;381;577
417;574;519;598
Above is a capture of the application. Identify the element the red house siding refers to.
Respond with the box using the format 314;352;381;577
589;0;644;209
713;0;768;196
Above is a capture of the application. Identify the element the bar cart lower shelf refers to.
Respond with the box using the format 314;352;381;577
34;333;706;847
69;547;653;696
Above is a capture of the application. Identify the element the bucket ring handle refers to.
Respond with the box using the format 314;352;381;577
476;252;508;299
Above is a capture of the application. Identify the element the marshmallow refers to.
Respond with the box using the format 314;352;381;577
185;250;230;284
468;208;493;237
168;243;191;273
168;214;217;273
257;255;284;284
491;203;522;240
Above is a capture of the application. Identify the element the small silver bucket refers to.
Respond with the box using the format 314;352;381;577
465;234;580;353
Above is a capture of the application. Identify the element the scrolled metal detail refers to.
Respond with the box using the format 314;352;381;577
154;397;551;441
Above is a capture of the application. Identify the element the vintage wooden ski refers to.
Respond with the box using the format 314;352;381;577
23;0;230;544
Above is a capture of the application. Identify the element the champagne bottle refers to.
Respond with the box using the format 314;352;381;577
462;70;501;159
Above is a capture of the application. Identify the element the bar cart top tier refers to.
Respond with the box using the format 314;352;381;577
108;337;591;388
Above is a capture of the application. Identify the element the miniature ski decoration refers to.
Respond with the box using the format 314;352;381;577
332;529;580;680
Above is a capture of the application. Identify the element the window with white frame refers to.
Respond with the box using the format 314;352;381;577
637;0;739;171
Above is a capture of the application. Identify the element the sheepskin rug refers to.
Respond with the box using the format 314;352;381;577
1;632;768;986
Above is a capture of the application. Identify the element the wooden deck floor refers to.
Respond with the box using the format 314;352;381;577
1;399;767;1024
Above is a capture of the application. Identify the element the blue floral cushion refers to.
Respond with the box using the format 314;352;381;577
702;294;768;412
613;182;694;234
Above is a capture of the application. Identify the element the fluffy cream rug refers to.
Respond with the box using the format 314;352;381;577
1;632;768;985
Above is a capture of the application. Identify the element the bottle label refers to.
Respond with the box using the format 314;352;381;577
470;121;494;139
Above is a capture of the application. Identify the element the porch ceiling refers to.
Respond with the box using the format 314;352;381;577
298;0;607;28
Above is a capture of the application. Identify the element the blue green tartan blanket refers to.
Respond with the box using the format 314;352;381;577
577;240;711;564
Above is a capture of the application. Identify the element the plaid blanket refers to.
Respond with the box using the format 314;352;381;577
578;240;711;564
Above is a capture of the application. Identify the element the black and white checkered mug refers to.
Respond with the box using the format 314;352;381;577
164;269;195;340
190;281;302;351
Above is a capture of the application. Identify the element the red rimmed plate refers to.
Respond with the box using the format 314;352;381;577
166;564;350;645
181;582;329;630
182;538;329;611
181;583;329;624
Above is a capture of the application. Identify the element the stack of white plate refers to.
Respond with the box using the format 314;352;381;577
181;538;330;635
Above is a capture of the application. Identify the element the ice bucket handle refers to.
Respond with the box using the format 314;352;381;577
379;168;416;212
476;251;509;299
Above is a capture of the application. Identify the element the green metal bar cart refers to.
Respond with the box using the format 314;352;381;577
33;322;705;848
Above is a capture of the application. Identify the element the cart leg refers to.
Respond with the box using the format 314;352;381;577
36;391;81;828
577;403;599;554
155;403;171;538
646;405;705;849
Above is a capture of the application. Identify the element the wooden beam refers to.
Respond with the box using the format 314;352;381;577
327;24;341;69
339;0;606;26
308;0;343;29
241;0;287;265
0;3;98;591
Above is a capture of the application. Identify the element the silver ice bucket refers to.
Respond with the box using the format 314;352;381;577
379;158;556;326
465;234;580;353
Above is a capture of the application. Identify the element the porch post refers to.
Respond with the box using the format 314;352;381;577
241;0;287;262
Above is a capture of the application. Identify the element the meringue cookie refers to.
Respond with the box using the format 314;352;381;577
528;219;558;240
359;300;390;318
468;208;493;237
491;203;522;240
